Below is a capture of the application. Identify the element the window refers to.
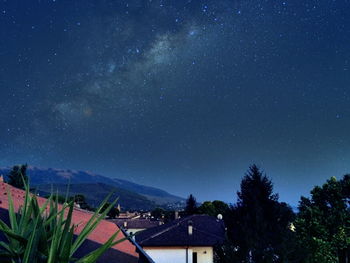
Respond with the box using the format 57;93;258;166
192;252;197;263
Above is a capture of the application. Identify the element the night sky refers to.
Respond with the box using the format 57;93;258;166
1;0;350;205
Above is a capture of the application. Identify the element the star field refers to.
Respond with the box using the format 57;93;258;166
0;0;350;204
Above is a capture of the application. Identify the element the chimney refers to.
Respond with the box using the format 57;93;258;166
0;175;3;183
188;220;193;235
123;221;128;228
174;211;179;220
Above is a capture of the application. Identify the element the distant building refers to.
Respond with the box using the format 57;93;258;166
136;214;226;263
118;211;142;219
112;218;161;236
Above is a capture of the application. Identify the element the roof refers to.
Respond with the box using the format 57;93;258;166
136;214;226;247
0;182;138;262
112;218;161;229
119;227;156;263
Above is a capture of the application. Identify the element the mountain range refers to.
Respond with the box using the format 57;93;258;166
0;166;185;211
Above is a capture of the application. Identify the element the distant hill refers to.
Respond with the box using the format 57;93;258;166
111;178;184;205
0;166;185;210
35;183;156;211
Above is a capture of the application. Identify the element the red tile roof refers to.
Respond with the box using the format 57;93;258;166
0;182;138;259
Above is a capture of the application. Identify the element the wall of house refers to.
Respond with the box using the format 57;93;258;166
192;247;213;263
144;247;193;263
143;246;213;263
126;228;146;235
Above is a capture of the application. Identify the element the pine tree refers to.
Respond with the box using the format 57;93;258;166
7;164;28;190
227;165;295;263
185;194;198;215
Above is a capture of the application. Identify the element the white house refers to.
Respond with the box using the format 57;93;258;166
135;215;225;263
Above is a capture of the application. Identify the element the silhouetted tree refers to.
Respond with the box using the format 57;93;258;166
212;200;230;217
73;194;91;210
151;207;166;220
198;201;216;216
101;202;120;219
151;208;175;223
214;236;239;263
198;200;229;218
226;165;295;263
108;206;120;219
7;164;28;190
185;194;198;215
295;175;350;263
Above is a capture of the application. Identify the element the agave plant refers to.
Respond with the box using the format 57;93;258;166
0;181;127;263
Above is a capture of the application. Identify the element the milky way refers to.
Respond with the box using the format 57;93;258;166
1;0;350;204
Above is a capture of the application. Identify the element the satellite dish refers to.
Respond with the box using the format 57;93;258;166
217;214;223;220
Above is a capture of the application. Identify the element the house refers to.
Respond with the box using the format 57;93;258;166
118;211;142;219
0;181;141;263
112;218;161;236
136;214;226;263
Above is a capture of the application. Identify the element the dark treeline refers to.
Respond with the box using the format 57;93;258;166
183;165;350;263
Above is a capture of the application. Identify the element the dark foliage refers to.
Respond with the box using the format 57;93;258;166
151;207;175;223
7;164;28;190
151;207;166;219
101;202;120;219
225;165;295;263
198;200;229;218
214;236;240;263
185;194;198;215
295;175;350;263
73;194;93;210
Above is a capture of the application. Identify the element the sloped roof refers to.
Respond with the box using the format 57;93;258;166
0;182;138;262
112;218;161;229
136;214;226;247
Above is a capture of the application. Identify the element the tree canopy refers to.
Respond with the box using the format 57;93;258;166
101;202;120;219
226;165;295;263
73;194;92;210
198;200;229;218
295;175;350;263
7;164;28;190
185;194;198;215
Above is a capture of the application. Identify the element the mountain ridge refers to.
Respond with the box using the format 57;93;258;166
0;166;185;210
34;182;157;211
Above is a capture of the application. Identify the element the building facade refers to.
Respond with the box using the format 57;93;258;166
136;214;225;263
